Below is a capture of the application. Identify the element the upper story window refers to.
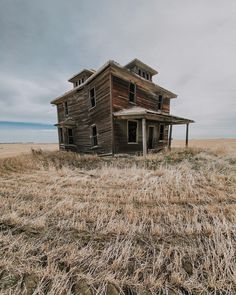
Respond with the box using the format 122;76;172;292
89;87;96;108
67;128;74;144
64;101;69;116
129;82;136;103
91;125;98;146
157;95;163;111
146;73;150;80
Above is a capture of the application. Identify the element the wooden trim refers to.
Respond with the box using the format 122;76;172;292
142;118;147;157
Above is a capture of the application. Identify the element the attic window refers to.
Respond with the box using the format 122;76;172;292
157;95;163;110
159;125;164;141
64;101;69;116
128;121;138;143
91;125;98;146
129;83;136;103
89;87;96;108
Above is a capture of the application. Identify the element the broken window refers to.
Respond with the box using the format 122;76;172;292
159;125;164;141
67;128;74;144
91;125;98;146
90;87;96;108
128;121;138;143
129;83;136;103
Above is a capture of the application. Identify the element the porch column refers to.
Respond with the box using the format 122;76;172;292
185;123;189;148
142;118;147;157
168;124;173;150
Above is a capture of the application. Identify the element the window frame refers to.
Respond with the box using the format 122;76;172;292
89;87;96;109
157;95;163;111
59;127;64;144
91;124;98;147
67;128;74;145
64;101;69;116
159;124;165;141
128;82;136;104
127;120;138;144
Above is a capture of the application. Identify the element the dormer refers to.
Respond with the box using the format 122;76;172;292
68;69;96;88
124;58;158;82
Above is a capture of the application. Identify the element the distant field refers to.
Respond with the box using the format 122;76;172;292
0;139;235;159
173;138;236;150
0;143;58;158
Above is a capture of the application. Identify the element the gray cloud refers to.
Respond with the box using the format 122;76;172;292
0;0;235;138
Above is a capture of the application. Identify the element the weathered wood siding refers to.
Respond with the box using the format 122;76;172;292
56;67;112;154
111;71;169;153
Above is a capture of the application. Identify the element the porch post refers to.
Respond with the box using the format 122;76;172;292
142;118;147;157
185;123;189;148
168;124;172;150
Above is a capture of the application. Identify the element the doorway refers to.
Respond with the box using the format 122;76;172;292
148;126;154;149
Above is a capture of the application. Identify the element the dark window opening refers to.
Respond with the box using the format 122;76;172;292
159;125;164;141
129;83;136;103
157;95;163;110
138;69;141;76
142;71;146;78
82;77;84;83
79;79;81;85
91;125;98;146
64;101;69;116
90;87;96;108
59;128;63;143
67;128;74;144
75;81;78;87
146;73;150;80
128;121;138;143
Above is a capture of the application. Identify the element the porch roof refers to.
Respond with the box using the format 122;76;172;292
113;107;194;125
55;118;76;128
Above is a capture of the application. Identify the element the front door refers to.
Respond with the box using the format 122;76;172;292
148;126;154;149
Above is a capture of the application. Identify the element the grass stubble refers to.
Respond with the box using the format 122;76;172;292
0;146;235;294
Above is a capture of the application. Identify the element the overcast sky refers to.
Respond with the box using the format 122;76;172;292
0;0;235;139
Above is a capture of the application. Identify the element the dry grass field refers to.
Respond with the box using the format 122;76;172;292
0;143;58;159
0;142;236;294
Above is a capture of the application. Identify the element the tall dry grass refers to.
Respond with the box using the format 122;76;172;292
0;148;236;294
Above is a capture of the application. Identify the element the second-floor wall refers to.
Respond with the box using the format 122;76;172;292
110;66;171;114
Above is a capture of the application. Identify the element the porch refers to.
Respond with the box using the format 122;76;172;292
113;107;194;156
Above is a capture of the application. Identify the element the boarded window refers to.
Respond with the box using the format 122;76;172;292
91;125;98;146
59;128;63;143
159;125;164;141
157;95;163;110
90;87;96;108
128;121;138;143
129;83;136;103
67;128;74;144
64;101;69;116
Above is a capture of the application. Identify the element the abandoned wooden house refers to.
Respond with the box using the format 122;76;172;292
51;59;194;155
